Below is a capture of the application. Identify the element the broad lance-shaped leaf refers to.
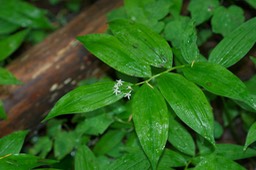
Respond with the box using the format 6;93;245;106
109;19;173;68
194;154;246;170
0;29;29;61
158;149;189;169
132;84;169;169
77;34;151;78
182;62;256;111
0;67;21;85
164;16;205;64
107;149;150;170
44;81;126;121
244;122;256;150
0;130;28;157
168;114;195;156
75;145;98;170
157;73;215;145
215;144;256;160
209;17;256;68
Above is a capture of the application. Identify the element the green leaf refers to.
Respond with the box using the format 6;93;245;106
215;144;256;160
93;130;125;156
144;0;171;21
164;17;205;64
157;73;215;145
194;154;246;170
44;81;125;120
0;29;29;61
132;84;169;169
209;17;256;68
244;122;256;150
214;121;223;139
0;67;21;85
182;62;251;102
54;131;78;160
77;34;151;78
107;149;150;170
0;0;52;29
75;113;114;135
29;136;52;158
0;154;56;170
107;7;128;22
245;0;256;9
158;149;189;168
0;101;6;120
168;114;195;156
188;0;219;25
75;145;98;170
211;6;244;37
0;130;28;157
109;19;173;68
169;0;183;18
245;75;256;95
0;19;19;35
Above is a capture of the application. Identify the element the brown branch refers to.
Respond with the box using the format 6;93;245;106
0;0;123;137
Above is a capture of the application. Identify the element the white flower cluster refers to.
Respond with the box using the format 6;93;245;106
113;79;133;100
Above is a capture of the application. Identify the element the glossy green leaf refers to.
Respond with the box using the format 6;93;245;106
164;17;205;64
77;34;151;78
0;154;56;170
107;149;150;170
209;17;256;68
132;84;169;169
93;130;125;156
0;67;21;85
157;73;215;145
54;131;78;160
109;19;173;68
29;136;52;158
168;115;195;156
75;113;113;135
188;0;219;25
0;19;19;35
0;0;52;29
211;6;244;37
215;144;256;160
44;81;125;121
75;145;98;170
0;101;6;120
194;154;246;170
0;29;29;61
244;122;256;150
158;149;189;168
182;62;256;111
0;130;28;157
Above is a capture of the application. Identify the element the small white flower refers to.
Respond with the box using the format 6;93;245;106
124;91;132;100
113;88;121;95
127;86;133;90
116;79;124;86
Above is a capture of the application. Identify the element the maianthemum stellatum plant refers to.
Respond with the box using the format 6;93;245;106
1;0;256;169
42;1;256;168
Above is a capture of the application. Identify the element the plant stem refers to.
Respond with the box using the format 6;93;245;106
135;64;186;86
